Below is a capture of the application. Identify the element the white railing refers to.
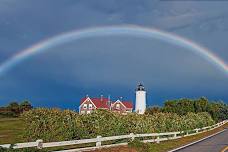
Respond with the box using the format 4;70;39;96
0;120;227;152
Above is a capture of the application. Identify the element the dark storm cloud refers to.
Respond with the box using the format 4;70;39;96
0;0;227;108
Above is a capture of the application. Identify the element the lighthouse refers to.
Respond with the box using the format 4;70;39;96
135;83;146;114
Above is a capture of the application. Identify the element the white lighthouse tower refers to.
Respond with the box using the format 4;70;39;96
135;83;146;114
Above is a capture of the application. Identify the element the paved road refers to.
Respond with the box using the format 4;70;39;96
176;129;228;152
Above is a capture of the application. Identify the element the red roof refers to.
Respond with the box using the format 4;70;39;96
80;97;133;109
80;97;110;109
121;101;133;109
112;100;133;109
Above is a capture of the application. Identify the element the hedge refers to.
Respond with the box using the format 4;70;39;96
21;108;215;142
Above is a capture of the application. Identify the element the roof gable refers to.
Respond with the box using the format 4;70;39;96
112;100;133;109
79;97;97;108
80;97;110;109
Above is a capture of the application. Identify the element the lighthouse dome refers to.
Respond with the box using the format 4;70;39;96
136;83;145;91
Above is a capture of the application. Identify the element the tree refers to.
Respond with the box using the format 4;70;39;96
206;102;228;121
20;100;33;112
194;97;208;112
163;100;177;113
206;102;221;122
7;102;20;116
145;106;161;115
163;98;195;115
217;104;228;121
0;101;33;117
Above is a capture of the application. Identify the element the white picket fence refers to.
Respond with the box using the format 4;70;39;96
0;120;227;152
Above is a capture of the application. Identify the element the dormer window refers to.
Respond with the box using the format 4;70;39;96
83;104;87;109
116;103;120;109
89;104;92;109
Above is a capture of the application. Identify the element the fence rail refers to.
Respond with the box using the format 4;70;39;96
0;120;227;152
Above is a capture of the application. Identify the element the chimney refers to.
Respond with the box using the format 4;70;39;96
108;95;111;103
108;95;111;108
101;95;103;101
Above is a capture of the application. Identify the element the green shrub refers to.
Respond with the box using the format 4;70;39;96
80;110;127;138
21;108;87;141
21;108;215;142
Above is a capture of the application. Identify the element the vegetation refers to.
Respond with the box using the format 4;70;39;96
0;117;226;152
0;101;32;118
145;106;161;115
21;108;214;142
146;97;228;122
0;97;226;151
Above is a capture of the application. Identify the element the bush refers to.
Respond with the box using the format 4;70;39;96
21;108;86;141
21;108;215;142
180;112;214;131
80;110;127;138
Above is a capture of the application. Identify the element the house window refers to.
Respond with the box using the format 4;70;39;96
116;103;120;109
87;111;91;114
81;111;85;114
83;104;87;109
89;104;93;109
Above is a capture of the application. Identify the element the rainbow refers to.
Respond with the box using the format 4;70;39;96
0;25;227;75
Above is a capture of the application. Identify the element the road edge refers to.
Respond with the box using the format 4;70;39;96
168;129;227;152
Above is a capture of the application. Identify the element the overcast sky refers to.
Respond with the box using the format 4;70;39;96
0;0;227;109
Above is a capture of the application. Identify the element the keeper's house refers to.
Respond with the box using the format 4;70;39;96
79;96;133;114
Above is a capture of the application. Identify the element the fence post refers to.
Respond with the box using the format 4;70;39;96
96;136;102;147
36;139;43;149
186;131;189;136
156;136;160;144
173;133;177;138
196;129;199;133
130;133;135;141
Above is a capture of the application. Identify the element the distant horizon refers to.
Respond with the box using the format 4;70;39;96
1;94;226;111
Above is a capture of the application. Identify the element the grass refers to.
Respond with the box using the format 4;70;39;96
0;118;25;144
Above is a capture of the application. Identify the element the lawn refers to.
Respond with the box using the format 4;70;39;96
0;118;25;144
